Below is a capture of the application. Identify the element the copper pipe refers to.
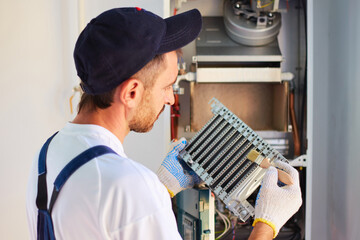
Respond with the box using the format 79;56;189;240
289;91;300;156
171;94;180;140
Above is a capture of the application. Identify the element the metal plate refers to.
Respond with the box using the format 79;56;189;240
179;98;288;222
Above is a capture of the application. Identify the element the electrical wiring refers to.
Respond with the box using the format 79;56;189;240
215;210;228;239
217;210;228;232
231;221;235;240
69;95;75;114
215;209;231;240
299;0;308;155
257;0;275;9
69;86;81;114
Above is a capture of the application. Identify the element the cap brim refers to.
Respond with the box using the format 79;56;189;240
156;9;202;54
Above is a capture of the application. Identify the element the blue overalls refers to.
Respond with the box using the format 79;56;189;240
35;132;117;240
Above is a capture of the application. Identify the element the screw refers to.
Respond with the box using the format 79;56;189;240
240;210;248;217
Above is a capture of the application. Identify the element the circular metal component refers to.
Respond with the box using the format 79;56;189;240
223;0;282;46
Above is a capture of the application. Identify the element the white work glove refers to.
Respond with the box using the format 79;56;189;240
157;138;202;197
253;161;302;238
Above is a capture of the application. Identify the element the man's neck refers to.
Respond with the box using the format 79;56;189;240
72;107;129;143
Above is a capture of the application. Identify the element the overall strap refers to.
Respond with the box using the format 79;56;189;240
48;145;117;213
36;132;59;210
36;132;59;240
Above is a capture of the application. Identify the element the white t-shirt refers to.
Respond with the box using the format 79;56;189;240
26;123;182;240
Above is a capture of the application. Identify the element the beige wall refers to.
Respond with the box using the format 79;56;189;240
0;0;167;238
0;1;77;238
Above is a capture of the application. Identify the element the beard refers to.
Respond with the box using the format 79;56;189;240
129;91;165;133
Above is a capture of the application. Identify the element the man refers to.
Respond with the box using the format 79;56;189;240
26;7;302;240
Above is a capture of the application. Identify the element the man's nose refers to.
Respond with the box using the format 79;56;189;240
166;89;175;105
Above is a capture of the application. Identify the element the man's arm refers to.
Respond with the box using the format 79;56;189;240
248;222;273;240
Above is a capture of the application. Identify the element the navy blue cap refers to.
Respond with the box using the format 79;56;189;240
74;7;202;95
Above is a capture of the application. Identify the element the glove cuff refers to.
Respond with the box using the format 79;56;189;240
165;186;175;198
252;218;277;238
157;166;183;197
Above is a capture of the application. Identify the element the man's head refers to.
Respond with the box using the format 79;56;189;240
73;7;202;133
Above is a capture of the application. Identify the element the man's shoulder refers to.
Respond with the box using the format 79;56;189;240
96;154;169;210
96;153;160;188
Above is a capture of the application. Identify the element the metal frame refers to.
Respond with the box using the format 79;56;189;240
179;98;288;222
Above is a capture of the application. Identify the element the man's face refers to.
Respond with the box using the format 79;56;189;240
129;51;178;132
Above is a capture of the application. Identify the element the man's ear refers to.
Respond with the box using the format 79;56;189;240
115;79;144;108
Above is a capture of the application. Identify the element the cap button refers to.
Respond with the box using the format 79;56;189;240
135;7;142;11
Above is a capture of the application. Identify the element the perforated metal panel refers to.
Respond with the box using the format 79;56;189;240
179;98;288;222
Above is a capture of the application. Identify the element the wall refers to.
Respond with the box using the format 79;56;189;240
308;0;360;239
306;0;330;238
326;0;360;239
0;1;78;238
0;0;167;239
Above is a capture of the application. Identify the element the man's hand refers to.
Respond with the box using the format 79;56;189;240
252;161;302;238
157;138;201;197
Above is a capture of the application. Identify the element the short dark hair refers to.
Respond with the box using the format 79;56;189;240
77;54;166;113
77;88;116;113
